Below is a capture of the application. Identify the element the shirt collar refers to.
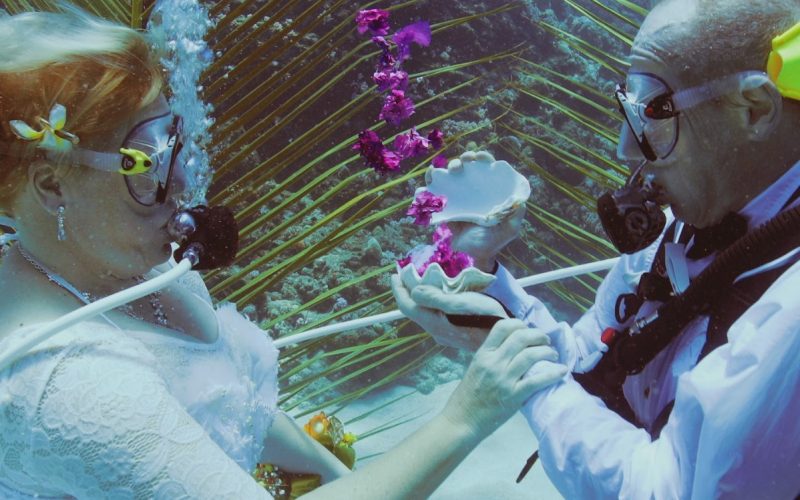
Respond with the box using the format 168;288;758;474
740;159;800;229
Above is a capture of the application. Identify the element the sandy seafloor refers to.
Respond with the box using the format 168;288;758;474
336;381;565;499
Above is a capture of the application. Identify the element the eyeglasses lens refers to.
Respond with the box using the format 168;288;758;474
616;74;679;161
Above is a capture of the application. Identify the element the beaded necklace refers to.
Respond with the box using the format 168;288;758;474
16;244;169;327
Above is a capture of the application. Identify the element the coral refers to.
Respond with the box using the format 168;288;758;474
203;0;632;407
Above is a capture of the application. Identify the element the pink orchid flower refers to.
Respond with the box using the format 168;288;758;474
393;128;430;159
356;9;391;36
393;21;431;62
379;89;415;126
373;69;408;92
407;191;446;225
432;154;449;168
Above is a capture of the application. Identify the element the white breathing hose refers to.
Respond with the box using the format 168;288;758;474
274;257;620;349
0;255;619;363
0;258;194;373
515;257;619;288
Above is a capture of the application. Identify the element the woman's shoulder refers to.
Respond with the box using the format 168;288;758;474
0;321;167;458
0;320;160;406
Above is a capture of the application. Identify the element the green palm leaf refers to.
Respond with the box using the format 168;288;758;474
4;0;654;447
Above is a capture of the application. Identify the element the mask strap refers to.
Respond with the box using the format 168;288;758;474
672;71;768;111
68;149;122;174
768;21;800;100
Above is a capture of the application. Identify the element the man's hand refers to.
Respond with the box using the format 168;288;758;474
391;274;509;350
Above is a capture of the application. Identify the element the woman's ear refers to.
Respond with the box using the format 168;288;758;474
730;75;783;141
27;160;66;215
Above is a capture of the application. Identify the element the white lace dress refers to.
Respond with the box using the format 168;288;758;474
0;282;278;499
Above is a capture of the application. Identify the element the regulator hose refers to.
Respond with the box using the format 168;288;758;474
613;202;800;374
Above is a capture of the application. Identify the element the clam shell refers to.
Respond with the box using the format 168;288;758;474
419;151;531;227
398;261;496;294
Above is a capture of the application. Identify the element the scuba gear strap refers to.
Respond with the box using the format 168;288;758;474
576;201;800;436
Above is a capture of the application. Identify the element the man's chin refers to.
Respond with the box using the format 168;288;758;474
672;206;717;229
668;203;692;225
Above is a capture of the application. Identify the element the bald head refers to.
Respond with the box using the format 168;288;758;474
625;0;800;228
635;0;800;86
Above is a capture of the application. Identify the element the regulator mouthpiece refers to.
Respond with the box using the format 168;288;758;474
597;162;666;254
170;205;238;270
167;210;198;242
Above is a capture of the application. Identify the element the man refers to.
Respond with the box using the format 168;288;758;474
392;0;800;497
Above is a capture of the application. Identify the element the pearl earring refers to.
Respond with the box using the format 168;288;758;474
57;205;66;241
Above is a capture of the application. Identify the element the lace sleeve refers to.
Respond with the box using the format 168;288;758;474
175;269;214;305
13;337;274;499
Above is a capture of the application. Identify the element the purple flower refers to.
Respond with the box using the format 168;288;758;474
394;128;430;159
373;69;408;91
379;89;415;126
353;129;385;167
380;149;402;173
372;36;397;70
393;21;431;62
407;191;446;225
353;129;400;173
427;128;444;150
433;222;452;244
439;250;474;278
432;154;448;169
401;224;471;277
356;9;391;36
372;36;391;51
430;224;474;277
401;225;474;277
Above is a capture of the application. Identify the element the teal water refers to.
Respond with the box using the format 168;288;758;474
195;1;643;495
0;0;649;497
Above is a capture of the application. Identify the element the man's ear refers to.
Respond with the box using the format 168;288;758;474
27;160;66;215
729;75;783;141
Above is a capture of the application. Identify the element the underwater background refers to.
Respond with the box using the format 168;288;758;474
0;0;654;496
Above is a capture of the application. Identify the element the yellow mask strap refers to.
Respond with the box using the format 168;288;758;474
767;21;800;101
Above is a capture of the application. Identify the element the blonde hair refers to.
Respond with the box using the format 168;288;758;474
0;9;163;210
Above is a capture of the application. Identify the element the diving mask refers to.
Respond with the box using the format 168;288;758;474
73;112;187;206
616;71;768;162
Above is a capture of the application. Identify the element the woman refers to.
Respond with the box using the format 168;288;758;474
0;9;566;499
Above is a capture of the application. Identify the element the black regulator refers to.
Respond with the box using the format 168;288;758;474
597;161;667;254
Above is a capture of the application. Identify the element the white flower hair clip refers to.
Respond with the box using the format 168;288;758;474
9;103;80;153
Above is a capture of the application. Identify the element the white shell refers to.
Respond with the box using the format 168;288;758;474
418;151;531;227
398;261;496;294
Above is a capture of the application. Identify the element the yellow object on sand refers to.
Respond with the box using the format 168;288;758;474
303;412;358;469
303;412;334;447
